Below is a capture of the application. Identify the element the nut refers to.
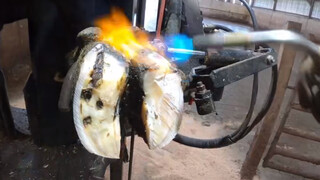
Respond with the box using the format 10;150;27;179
266;55;275;65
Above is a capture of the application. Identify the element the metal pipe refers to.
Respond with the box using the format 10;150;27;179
128;130;135;180
193;30;320;59
156;0;166;38
167;48;206;56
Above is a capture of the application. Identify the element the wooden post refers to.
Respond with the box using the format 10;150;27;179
240;21;302;180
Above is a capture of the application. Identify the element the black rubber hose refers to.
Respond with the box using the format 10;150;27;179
239;0;258;31
174;64;278;148
174;133;234;149
174;0;268;148
230;0;258;140
202;0;260;140
234;0;274;139
208;0;259;139
241;65;278;137
230;70;258;140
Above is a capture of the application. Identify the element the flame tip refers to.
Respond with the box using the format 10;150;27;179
95;8;172;72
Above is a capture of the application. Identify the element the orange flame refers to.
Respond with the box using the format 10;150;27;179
95;8;154;60
95;8;172;74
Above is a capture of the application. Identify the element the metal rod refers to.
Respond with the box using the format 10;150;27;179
167;48;206;56
193;30;320;59
110;160;123;180
110;126;126;180
128;130;135;180
156;0;166;38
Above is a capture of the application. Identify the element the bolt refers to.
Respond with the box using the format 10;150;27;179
266;55;275;65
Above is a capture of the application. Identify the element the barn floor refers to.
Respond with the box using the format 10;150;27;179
1;90;312;180
1;19;319;180
1;64;314;180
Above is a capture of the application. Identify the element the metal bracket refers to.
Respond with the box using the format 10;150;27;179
211;48;277;88
190;48;276;90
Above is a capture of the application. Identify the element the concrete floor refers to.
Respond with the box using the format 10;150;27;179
1;19;319;180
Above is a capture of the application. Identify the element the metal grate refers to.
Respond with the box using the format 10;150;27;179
276;0;310;16
254;0;274;9
312;1;320;19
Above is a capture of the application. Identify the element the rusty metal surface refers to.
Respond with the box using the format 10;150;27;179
156;0;166;38
210;48;277;88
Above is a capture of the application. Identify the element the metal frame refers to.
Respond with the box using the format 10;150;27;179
179;47;277;108
210;49;276;88
189;48;276;90
225;0;320;20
